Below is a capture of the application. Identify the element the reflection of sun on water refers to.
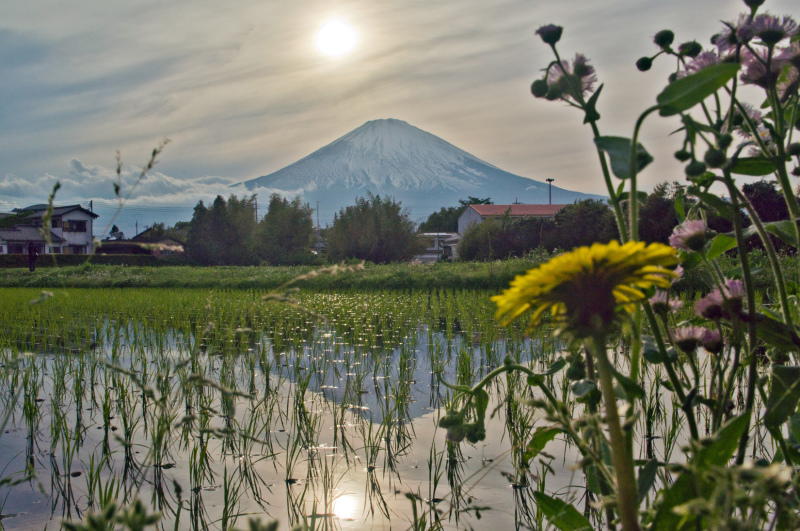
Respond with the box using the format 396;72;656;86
315;19;358;57
333;494;358;520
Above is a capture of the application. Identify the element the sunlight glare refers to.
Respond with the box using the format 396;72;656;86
315;19;358;57
333;494;358;520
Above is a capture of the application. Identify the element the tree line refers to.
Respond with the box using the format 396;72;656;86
160;179;791;265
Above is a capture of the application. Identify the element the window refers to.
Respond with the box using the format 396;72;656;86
63;220;87;232
68;245;87;255
50;246;61;254
52;218;61;229
8;244;24;254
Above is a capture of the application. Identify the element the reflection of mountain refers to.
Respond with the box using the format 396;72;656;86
238;118;604;224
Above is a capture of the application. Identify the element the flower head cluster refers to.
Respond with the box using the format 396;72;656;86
669;220;709;252
649;290;683;316
695;279;746;320
541;53;598;102
492;241;679;338
740;47;788;88
678;51;723;79
749;14;798;46
713;14;752;54
673;325;708;353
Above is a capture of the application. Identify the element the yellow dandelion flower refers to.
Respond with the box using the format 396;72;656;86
492;240;680;338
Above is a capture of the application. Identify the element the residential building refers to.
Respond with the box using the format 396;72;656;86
457;204;567;235
0;204;98;254
413;232;460;263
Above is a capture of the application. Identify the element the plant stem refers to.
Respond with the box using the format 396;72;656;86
589;335;640;531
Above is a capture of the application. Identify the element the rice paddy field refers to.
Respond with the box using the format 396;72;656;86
0;287;769;530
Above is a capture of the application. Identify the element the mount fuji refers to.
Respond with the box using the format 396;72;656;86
239;119;604;225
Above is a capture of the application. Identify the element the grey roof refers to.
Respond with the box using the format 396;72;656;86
15;204;98;219
0;226;64;243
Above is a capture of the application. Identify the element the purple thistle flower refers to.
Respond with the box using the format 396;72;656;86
670;265;684;286
701;329;724;354
669;220;708;252
740;47;787;88
673;325;708;353
695;292;724;320
721;279;745;315
678;51;723;79
547;53;597;102
714;14;751;54
649;291;683;316
750;14;798;46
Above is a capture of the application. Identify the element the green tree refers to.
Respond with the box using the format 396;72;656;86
638;182;681;244
186;194;257;265
327;194;422;263
457;215;556;261
551;199;618;249
254;194;315;265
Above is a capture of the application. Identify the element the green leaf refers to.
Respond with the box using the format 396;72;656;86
522;427;562;464
657;63;740;116
745;313;800;351
583;84;603;124
764;220;798;248
571;379;597;397
532;492;593;531
694;191;735;217
697;413;751;467
730;157;777;176
638;459;659;503
705;233;737;260
527;358;567;386
610;367;645;400
679;250;702;271
594;136;654;179
675;194;686;223
764;366;800;429
617;190;649;204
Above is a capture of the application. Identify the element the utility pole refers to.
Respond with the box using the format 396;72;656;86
546;178;555;205
135;221;138;236
89;200;93;212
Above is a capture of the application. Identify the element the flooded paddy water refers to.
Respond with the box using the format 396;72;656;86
0;288;728;529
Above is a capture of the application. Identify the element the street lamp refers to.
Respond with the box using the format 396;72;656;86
546;178;555;204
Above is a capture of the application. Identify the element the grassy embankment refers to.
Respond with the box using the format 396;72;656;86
0;249;794;293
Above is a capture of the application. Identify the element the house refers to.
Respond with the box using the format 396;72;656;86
96;226;185;257
457;204;567;235
0;225;64;255
0;204;98;255
413;232;460;263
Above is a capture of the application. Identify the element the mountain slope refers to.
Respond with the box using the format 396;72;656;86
240;118;604;224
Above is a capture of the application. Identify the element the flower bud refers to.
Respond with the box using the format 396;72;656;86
535;25;563;45
668;73;678;83
674;149;692;162
545;84;562;101
685;160;707;177
793;166;800;177
704;148;727;168
636;57;653;71
718;133;733;150
787;143;800;157
654;30;675;48
531;79;549;98
678;41;702;58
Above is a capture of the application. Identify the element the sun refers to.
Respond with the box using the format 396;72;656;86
315;19;358;57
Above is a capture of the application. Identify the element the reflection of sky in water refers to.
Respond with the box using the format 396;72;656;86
0;320;586;531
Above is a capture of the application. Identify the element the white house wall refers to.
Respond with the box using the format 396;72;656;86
457;208;483;235
60;211;94;253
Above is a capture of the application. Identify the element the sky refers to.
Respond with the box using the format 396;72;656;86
1;0;796;236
